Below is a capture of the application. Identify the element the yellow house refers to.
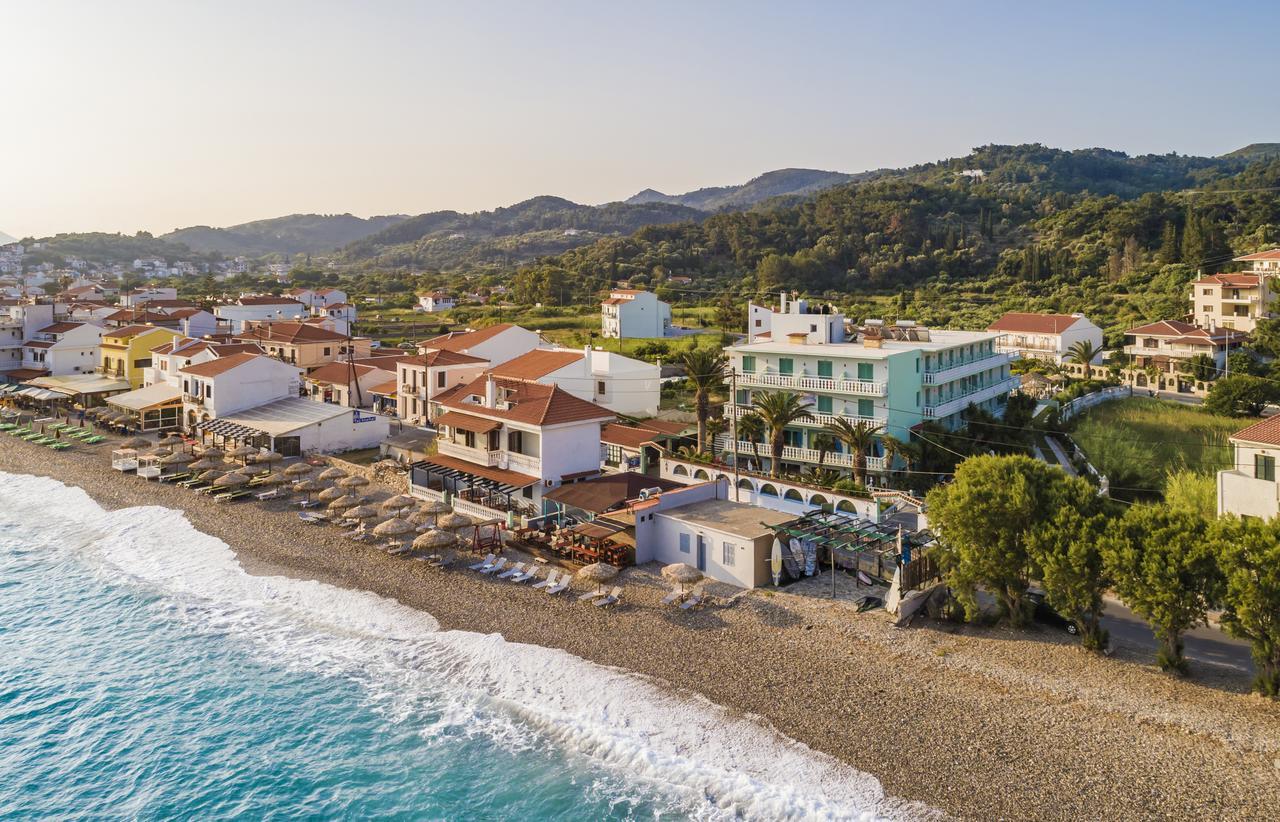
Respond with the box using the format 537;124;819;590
99;324;185;389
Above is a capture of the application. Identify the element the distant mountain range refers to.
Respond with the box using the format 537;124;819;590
161;213;409;256
624;167;870;211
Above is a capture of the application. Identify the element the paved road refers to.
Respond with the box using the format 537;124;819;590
1101;596;1254;673
1043;435;1078;476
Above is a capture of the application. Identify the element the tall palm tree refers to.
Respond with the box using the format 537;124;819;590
879;433;918;486
824;417;884;487
751;391;813;478
1067;339;1103;379
811;432;837;473
679;348;727;454
736;411;765;470
704;416;727;461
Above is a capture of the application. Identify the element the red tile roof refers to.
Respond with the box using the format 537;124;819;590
105;324;174;340
104;309;173;324
1230;414;1280;446
437;375;613;427
419;323;518;353
235;322;349;344
23;340;54;349
600;423;660;449
178;351;270;377
434;410;503;433
305;361;394;385
987;312;1086;335
1233;249;1280;262
368;378;398;396
394;349;488;369
489;349;584;380
1194;273;1261;286
237;296;305;307
36;322;84;334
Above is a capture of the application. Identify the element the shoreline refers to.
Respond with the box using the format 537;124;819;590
3;438;1279;820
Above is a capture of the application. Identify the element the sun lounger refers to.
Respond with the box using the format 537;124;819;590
387;543;413;556
577;588;606;603
497;562;525;579
546;575;571;595
593;586;622;608
214;488;253;503
478;557;507;576
299;511;329;525
531;570;558;590
254;487;285;501
680;585;707;611
47;442;72;451
510;566;538;584
469;553;496;571
160;472;191;483
424;553;451;569
661;587;685;606
81;435;105;444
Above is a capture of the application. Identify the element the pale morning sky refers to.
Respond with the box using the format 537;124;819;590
2;0;1276;239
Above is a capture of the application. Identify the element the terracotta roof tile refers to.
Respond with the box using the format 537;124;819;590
235;322;349;344
437;375;612;427
1233;249;1280;262
419;323;517;353
489;349;583;380
987;312;1086;335
1230;414;1280;446
178;351;272;378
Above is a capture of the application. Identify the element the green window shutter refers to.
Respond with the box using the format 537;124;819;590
856;362;873;381
858;398;873;418
817;360;832;378
741;355;756;374
778;358;793;375
1256;454;1276;482
816;395;832;414
735;389;749;406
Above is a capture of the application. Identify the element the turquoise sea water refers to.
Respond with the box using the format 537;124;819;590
0;472;909;820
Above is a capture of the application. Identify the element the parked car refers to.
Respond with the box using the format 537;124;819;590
1027;591;1079;635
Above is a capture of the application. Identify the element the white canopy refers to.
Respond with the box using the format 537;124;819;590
107;382;182;412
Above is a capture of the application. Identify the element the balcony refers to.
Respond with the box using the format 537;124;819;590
922;352;1012;385
736;371;886;396
726;404;879;429
722;439;886;471
436;440;542;474
182;393;205;406
923;376;1020;419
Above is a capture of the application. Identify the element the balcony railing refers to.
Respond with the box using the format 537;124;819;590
725;404;879;428
182;393;205;405
722;438;886;471
436;440;542;474
922;352;1011;385
736;371;886;396
923;376;1020;418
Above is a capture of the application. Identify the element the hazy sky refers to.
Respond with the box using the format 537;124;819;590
3;1;1277;238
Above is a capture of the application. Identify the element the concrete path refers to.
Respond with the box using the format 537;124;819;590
1044;436;1077;476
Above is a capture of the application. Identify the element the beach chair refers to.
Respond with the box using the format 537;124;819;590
497;562;525;579
387;543;413;556
478;557;507;576
425;553;451;569
593;587;622;608
510;566;539;584
215;488;253;503
661;587;685;606
47;441;72;451
577;588;606;603
299;511;329;525
680;584;707;611
532;570;559;590
468;553;496;571
81;435;105;444
546;575;571;595
254;487;285;501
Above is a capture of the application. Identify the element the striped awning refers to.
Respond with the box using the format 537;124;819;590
195;417;267;442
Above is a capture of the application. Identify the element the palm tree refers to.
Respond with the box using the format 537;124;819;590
824;417;884;487
751;391;813;478
679;348;727;454
736;411;764;470
879;433;918;486
1067;339;1103;379
704;416;727;461
811;432;838;473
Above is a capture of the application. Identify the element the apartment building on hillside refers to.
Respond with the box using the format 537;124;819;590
1190;273;1273;333
601;289;671;339
987;312;1103;363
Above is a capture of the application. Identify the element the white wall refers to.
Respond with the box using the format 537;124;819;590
1217;442;1280;519
296;410;390;454
214;303;308;332
539;421;608;482
543;349;660;417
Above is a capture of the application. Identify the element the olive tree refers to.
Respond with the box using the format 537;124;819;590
1209;516;1280;697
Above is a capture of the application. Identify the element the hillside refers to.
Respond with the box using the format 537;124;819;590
624;167;864;211
0;230;17;245
1222;143;1280;161
162;213;408;256
335;196;704;272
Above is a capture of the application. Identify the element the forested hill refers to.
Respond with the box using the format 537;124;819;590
624;168;865;211
333;196;704;272
506;144;1279;342
162;213;408;256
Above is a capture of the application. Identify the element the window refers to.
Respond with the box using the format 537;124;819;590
204;385;212;398
1202;305;1212;313
817;360;832;378
817;395;832;414
508;430;523;453
1255;454;1276;482
809;324;817;332
856;362;873;381
858;398;873;418
722;541;736;566
778;358;793;376
679;533;691;554
597;380;606;396
741;355;756;373
436;371;446;388
323;347;332;356
1202;288;1212;295
735;388;749;406
1143;338;1158;348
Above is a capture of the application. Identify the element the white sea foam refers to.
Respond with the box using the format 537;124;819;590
0;472;923;821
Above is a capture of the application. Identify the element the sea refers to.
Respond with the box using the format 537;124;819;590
0;471;911;820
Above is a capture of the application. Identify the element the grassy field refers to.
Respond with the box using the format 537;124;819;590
1069;397;1250;501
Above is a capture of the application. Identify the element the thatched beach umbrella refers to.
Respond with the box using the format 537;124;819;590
381;494;416;515
420;499;451;516
328;494;363;511
188;457;224;471
576;563;620;591
256;471;288;486
317;466;348;482
412;529;456;551
227;445;257;464
317;485;345;503
374;517;415;538
198;446;225;460
337;474;370;490
118;436;152;450
213;471;249;488
196;468;225;483
284;462;314;478
661;562;703;592
292;478;324;502
253;450;283;464
159;433;186;449
343;504;380;521
159;451;193;465
436;512;472;531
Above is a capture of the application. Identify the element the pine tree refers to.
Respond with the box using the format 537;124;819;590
1181;207;1205;266
1158;221;1180;264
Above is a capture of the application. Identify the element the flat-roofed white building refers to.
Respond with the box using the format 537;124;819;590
1217;415;1280;521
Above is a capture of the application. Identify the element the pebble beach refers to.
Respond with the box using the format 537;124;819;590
3;435;1279;821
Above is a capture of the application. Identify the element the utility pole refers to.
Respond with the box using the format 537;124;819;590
729;368;739;503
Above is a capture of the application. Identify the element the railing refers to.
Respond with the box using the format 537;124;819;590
722;438;886;471
923;376;1020;419
435;440;543;474
737;371;886;396
408;485;517;524
725;405;880;428
182;393;204;405
922;352;1011;385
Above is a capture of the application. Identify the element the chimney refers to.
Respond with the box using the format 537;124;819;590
583;344;592;377
485;374;496;408
779;291;788;314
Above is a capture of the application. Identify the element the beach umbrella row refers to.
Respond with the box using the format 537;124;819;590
284;462;314;478
373;517;415;537
412;529;456;551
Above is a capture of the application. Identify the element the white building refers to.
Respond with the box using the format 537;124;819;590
1217;415;1280;521
120;287;178;307
1123;320;1245;376
986;312;1104;363
601;289;672;339
488;346;662;417
288;287;348;309
178;351;303;430
394;348;490;425
312;302;356;336
0;302;54;378
304;359;398;409
747;292;843;344
21;321;103;376
167;308;223;338
418;323;542;367
418;292;455;312
1233;248;1280;276
213;296;309;332
410;374;614;518
196;396;390;457
1189;273;1273;334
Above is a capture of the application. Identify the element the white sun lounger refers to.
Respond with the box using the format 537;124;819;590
593;586;622;608
661;587;684;606
497;561;525;579
545;575;570;595
299;512;329;525
680;585;707;610
577;588;606;603
479;557;507;576
510;566;538;583
531;570;558;590
469;553;496;571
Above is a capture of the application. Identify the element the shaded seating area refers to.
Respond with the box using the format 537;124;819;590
409;455;539;518
768;510;906;584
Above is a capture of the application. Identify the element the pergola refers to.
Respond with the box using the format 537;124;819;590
195;418;270;448
767;510;904;583
409;456;538;517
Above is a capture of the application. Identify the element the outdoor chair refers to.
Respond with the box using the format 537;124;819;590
680;585;707;610
661;587;685;606
478;558;507;576
497;562;525;579
531;570;559;590
593;587;622;608
468;553;496;571
545;575;571;595
577;588;606;603
510;566;538;584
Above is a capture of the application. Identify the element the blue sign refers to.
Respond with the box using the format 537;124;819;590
352;411;377;424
